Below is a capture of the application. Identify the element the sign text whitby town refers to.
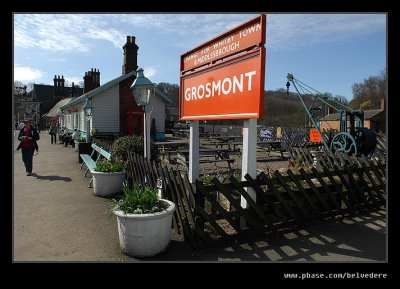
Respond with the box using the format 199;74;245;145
183;21;263;71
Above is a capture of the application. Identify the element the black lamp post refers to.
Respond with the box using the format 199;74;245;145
82;98;93;142
59;108;65;129
130;68;155;159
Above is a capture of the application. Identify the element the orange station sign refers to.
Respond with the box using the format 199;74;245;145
180;14;266;120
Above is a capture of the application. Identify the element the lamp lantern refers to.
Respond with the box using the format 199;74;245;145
83;98;93;117
130;68;154;107
130;68;155;160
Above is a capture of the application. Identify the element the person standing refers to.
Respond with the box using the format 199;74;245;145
49;122;58;144
17;120;40;176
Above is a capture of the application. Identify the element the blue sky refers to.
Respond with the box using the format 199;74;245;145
13;13;386;101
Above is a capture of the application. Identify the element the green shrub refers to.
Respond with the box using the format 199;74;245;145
90;127;97;137
110;135;159;162
294;155;304;168
199;170;242;185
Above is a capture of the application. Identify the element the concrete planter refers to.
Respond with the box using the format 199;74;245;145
92;170;126;197
114;199;176;257
74;141;82;152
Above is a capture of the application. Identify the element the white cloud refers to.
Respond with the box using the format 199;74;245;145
14;14;125;52
143;66;157;78
64;76;82;85
13;13;386;55
14;66;43;81
118;14;385;51
84;28;125;48
118;14;258;49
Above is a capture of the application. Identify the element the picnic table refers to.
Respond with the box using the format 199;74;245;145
155;140;189;161
211;140;286;158
204;135;242;148
155;140;189;151
257;140;286;158
175;146;234;170
199;132;220;138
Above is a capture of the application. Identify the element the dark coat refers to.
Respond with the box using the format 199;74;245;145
17;127;40;151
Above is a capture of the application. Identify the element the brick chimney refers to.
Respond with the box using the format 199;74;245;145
61;75;65;96
122;36;138;75
53;75;65;97
83;68;101;93
380;98;385;111
71;82;76;97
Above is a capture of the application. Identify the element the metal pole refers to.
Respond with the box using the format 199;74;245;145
86;118;90;143
144;106;151;160
189;120;199;183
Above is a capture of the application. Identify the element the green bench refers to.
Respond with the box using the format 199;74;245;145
80;143;112;188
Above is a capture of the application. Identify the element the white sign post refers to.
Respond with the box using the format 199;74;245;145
189;120;199;183
240;118;257;228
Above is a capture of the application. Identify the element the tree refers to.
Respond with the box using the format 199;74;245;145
14;81;27;99
335;95;348;105
156;82;179;107
350;68;386;109
26;82;34;93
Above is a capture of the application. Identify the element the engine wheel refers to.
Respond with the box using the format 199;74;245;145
330;132;357;155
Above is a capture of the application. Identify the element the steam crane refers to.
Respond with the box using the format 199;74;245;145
286;73;377;156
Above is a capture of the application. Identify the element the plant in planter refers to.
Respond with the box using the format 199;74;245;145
74;136;87;152
110;181;175;257
92;158;126;197
76;136;86;143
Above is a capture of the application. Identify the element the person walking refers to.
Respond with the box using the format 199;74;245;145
49;122;58;144
17;120;40;176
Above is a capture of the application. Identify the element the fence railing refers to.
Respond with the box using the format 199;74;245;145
125;151;386;248
194;160;385;245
